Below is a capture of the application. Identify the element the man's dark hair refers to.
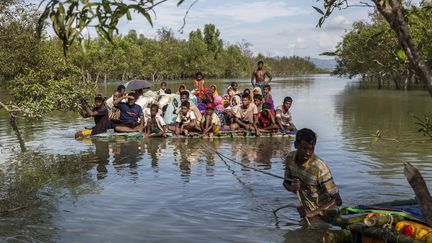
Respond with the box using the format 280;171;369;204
195;71;203;77
243;88;251;94
253;94;262;101
264;84;271;90
94;94;105;102
165;88;172;94
262;102;271;110
231;82;238;87
117;85;126;91
295;128;317;146
161;82;167;86
181;101;190;108
128;92;137;99
242;93;251;100
180;90;190;98
257;60;264;65
284;97;293;103
150;103;159;110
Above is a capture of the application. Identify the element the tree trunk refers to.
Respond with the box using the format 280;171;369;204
404;162;432;227
374;0;432;96
10;115;26;152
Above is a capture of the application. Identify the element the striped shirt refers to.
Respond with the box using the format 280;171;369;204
284;151;339;212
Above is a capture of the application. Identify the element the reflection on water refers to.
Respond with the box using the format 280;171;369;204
0;75;431;242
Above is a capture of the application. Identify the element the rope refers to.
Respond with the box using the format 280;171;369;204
201;144;292;181
202;144;311;226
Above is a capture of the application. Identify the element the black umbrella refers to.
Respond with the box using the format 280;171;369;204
125;80;153;90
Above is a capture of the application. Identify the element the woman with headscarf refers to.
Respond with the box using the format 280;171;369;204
230;95;242;115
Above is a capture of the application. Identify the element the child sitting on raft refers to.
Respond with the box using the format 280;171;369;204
145;104;167;137
234;94;260;136
192;71;205;95
201;103;221;137
263;84;275;113
257;103;278;132
174;101;199;136
254;94;263;112
75;94;109;139
276;96;297;132
222;107;238;131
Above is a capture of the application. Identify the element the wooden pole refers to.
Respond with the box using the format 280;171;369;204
404;162;432;227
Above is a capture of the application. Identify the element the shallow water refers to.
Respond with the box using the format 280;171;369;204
0;74;431;242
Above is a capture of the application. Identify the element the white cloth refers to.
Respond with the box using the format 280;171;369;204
176;110;196;125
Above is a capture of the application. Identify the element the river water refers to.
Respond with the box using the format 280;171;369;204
0;74;431;242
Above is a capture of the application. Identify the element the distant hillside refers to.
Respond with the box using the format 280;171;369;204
311;58;337;70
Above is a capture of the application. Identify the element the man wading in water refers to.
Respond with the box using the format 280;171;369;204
283;128;342;224
251;60;272;94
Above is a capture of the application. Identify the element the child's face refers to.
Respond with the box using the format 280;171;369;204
264;87;270;94
253;90;260;95
242;97;250;106
210;86;216;93
150;107;158;116
295;140;315;162
113;91;120;99
181;106;189;115
205;108;213;116
254;99;262;107
196;74;203;81
128;96;136;106
233;84;238;90
262;109;269;117
95;99;103;108
228;89;234;96
284;101;292;110
161;84;167;90
232;98;238;106
180;95;188;103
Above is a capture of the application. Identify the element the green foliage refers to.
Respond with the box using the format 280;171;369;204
331;5;432;89
0;1;96;118
410;113;432;138
9;66;95;118
60;24;320;81
38;0;183;55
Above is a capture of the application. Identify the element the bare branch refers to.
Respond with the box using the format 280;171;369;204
178;0;199;34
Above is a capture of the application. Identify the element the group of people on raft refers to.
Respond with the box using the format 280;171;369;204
76;61;343;223
76;61;296;138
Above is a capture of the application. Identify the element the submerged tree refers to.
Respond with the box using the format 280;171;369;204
314;0;432;96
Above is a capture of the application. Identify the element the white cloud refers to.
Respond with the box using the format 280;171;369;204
192;1;311;23
325;15;352;30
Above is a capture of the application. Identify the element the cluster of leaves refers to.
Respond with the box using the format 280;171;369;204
328;4;432;89
0;1;96;118
411;113;432;138
38;0;184;55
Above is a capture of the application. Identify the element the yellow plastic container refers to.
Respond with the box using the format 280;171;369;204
395;220;432;241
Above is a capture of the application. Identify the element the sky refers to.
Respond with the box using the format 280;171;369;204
32;0;374;58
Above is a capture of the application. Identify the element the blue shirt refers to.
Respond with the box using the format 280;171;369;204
116;103;143;124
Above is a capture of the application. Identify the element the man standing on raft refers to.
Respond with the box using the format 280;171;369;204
251;61;272;94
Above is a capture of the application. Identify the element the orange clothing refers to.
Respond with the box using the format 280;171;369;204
193;79;205;91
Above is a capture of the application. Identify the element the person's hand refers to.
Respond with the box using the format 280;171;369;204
290;178;301;191
256;130;261;137
297;206;319;218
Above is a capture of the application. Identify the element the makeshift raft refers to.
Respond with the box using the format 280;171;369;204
324;199;432;243
88;130;296;140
